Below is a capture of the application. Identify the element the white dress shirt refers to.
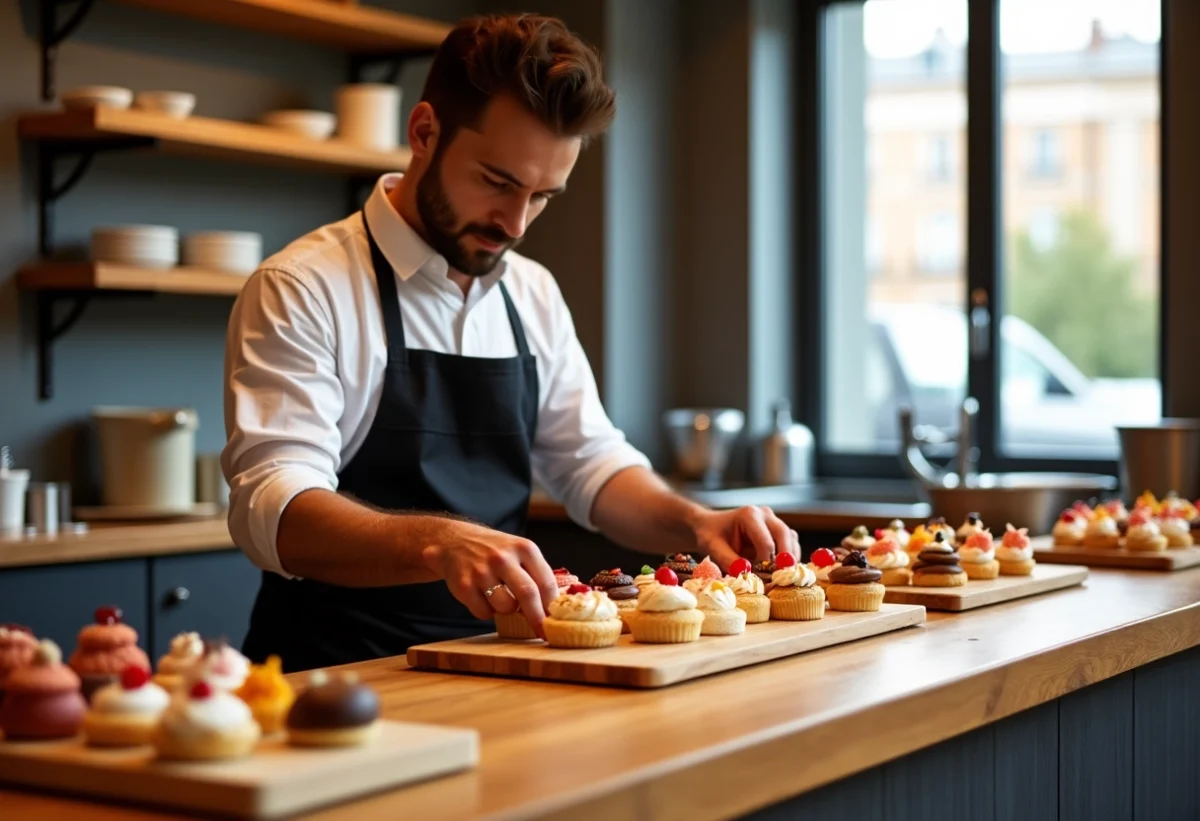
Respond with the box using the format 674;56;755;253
222;173;649;577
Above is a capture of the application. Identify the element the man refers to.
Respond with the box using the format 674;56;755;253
223;14;798;671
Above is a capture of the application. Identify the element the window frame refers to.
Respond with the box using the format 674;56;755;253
794;0;1167;480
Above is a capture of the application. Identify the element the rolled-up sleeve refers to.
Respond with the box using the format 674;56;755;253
530;282;651;531
222;268;343;577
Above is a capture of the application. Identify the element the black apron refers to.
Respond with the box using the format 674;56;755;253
242;213;539;672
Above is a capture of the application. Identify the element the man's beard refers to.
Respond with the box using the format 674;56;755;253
415;148;520;278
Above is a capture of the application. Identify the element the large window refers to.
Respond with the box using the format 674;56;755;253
815;0;1161;469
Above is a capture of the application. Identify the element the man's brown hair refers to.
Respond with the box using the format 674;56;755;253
420;14;615;147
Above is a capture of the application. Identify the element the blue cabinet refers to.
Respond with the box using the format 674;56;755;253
149;551;260;659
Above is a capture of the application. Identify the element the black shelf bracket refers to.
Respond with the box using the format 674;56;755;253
36;290;91;401
38;146;94;258
40;0;99;101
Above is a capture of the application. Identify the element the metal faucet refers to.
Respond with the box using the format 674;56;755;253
898;397;979;488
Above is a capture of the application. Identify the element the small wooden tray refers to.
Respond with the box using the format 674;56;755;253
882;563;1087;611
0;720;477;819
407;604;926;688
1032;536;1200;571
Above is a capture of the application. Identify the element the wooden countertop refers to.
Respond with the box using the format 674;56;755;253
5;567;1200;820
0;517;234;569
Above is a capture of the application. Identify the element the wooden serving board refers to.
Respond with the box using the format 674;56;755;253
1031;536;1200;571
0;720;477;819
882;563;1087;611
407;604;925;688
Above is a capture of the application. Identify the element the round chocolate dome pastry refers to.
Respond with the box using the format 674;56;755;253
286;670;380;747
588;568;635;595
661;554;698;581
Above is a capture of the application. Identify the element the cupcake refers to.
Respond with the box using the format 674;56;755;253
153;631;203;692
826;551;886;612
287;670;380;747
543;583;623;648
185;639;250;692
83;664;170;747
1160;511;1194;548
495;568;580;640
553;567;580;588
806;547;840;592
628;568;704;643
904;525;933;568
235;655;295;735
960;529;1000;580
1125;509;1167;552
692;580;747;636
634;565;659;594
0;640;87;740
661;554;698;583
767;553;825;620
1101;499;1129;525
912;532;967;587
927;517;957;545
0;624;38;703
752;558;776;583
955;513;984;546
725;558;770;623
865;531;912;586
841;525;875;553
588;568;641;632
886;519;911;549
1083;508;1120;549
155;678;260;760
997;523;1036;575
1052;510;1086;547
69;606;151;702
681;556;723;593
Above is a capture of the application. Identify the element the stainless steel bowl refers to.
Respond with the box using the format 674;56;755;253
663;408;745;487
925;472;1117;535
1118;420;1200;500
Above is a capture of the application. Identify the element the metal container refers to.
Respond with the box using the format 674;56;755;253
757;399;814;485
925;472;1117;535
26;481;59;535
1117;420;1200;500
93;407;199;509
663;408;745;487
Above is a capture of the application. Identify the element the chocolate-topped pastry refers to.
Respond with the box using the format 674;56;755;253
286;670;380;747
828;550;882;585
661;554;698;582
752;558;776;582
588;568;638;600
927;517;957;544
912;532;967;587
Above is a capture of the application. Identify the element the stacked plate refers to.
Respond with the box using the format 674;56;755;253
91;225;178;269
182;231;262;275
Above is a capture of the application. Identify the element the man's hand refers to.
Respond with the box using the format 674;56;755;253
420;519;559;638
691;505;800;570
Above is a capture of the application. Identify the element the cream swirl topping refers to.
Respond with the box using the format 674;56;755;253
772;564;816;588
1160;517;1190;538
637;584;698;612
91;679;170;715
158;631;203;676
1052;519;1085;539
633;573;658;591
959;545;995;564
682;577;708;595
186;645;250;692
1087;516;1119;536
995;544;1033;561
808;562;839;582
548;590;618;621
160;689;254;738
726;571;764;596
693;582;737;611
867;550;910;570
1128;520;1162;540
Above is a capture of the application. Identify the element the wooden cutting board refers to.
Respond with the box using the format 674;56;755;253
407;604;925;688
0;720;477;819
1031;536;1200;571
882;563;1087;611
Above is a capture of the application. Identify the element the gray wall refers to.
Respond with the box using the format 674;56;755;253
0;0;473;496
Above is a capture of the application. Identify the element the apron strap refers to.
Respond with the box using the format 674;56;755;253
498;281;532;358
362;212;408;358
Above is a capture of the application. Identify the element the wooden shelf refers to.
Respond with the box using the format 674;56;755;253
18;262;250;296
111;0;451;52
0;517;234;569
19;108;413;175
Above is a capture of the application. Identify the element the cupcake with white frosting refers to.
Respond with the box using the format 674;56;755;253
628;568;704;643
153;678;260;761
153;631;203;692
724;558;770;623
767;554;825;620
543;584;623;648
83;664;170;747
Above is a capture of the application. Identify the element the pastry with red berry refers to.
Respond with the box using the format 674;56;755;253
806;547;841;592
286;670;380;748
997;524;1036;576
0;640;87;740
543;584;624;648
1125;509;1168;552
826;551;886;611
628;568;704;643
69;606;151;702
959;529;1000;580
185;639;250;692
155;678;260;760
589;568;641;632
767;552;825;620
725;558;770;623
866;529;912;586
0;624;38;704
83;664;170;747
1052;509;1086;546
660;553;698;583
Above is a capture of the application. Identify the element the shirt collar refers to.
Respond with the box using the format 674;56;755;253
362;173;509;293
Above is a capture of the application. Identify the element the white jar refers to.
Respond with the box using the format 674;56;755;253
93;407;198;510
336;83;401;151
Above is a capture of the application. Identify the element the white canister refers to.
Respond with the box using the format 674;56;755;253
0;469;30;536
336;83;401;151
93;407;199;510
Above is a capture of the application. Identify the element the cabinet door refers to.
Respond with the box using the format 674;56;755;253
0;560;149;654
150;551;261;659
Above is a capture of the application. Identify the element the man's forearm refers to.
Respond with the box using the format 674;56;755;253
275;488;448;586
589;466;708;556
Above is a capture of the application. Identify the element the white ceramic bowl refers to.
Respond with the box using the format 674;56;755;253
182;231;262;275
133;90;196;119
260;110;336;141
61;86;134;111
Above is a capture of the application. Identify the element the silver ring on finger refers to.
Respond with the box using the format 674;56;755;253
484;583;506;599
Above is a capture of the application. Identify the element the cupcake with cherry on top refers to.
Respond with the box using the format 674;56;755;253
155;678;260;761
588;568;641;633
997;524;1036;576
1125;508;1167;553
1160;510;1194;548
960;529;1000;580
286;670;380;748
69;606;151;703
543;584;624;648
865;530;912;586
628;568;705;643
0;639;87;740
826;550;886;612
1083;507;1121;550
153;631;203;692
806;547;841;592
724;558;770;623
1052;509;1086;547
83;664;170;747
0;624;38;704
955;513;984;546
767;552;825;620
